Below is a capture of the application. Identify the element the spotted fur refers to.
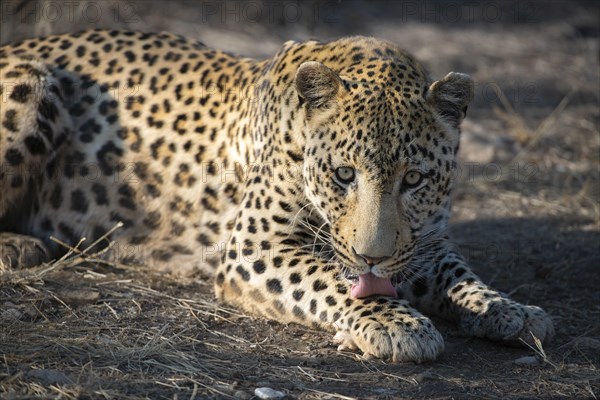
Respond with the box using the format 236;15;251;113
0;30;553;362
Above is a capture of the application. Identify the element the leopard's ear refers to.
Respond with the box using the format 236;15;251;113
295;61;342;109
426;72;474;128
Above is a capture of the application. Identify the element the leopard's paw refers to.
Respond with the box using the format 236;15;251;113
0;233;50;270
514;304;554;346
461;300;554;346
334;299;444;363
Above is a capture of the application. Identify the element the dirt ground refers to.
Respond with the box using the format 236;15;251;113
1;1;599;399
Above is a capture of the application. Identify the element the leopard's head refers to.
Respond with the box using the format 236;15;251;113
295;56;473;296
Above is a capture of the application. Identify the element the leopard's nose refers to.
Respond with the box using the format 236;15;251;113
353;248;390;267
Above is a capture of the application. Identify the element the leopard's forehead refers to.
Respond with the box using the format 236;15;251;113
339;57;429;88
308;84;447;183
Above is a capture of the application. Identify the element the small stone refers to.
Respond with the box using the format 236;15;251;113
1;307;22;321
254;387;286;399
513;356;540;366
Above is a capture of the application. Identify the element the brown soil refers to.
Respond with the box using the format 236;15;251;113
1;1;599;399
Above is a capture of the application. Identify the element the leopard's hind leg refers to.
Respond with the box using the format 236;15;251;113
0;56;70;268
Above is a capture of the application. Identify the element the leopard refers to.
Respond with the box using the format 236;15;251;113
0;30;553;362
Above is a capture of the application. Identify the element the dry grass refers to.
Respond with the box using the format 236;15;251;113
1;219;598;399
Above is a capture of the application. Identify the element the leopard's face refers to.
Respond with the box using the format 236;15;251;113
296;61;470;279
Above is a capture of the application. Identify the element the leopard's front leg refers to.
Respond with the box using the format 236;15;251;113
215;242;443;363
400;241;554;346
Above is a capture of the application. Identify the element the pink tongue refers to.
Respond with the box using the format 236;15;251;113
351;273;398;299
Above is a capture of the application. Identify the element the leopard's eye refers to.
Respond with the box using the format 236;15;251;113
402;171;423;189
334;167;355;185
